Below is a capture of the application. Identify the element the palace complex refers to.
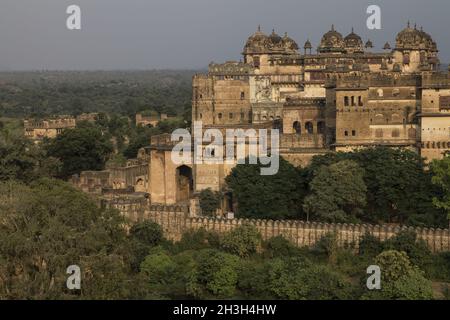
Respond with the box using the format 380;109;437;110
73;23;450;211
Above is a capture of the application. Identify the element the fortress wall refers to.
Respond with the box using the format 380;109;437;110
108;201;450;252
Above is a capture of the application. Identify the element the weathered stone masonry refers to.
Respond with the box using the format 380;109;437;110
107;199;450;253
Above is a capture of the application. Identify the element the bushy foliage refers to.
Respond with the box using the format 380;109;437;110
221;225;261;258
362;250;433;300
198;188;222;217
45;124;113;178
0;178;147;299
225;156;306;219
304;160;367;223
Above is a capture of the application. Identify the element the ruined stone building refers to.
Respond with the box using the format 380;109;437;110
136;112;170;127
75;23;450;210
24;113;101;141
24;116;76;141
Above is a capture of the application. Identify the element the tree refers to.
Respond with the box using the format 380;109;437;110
198;188;221;217
362;250;433;300
430;156;450;224
189;249;240;299
225;156;306;219
266;257;353;300
45;124;113;178
306;147;444;226
221;225;261;258
383;230;432;270
0;178;143;299
129;221;163;247
0;126;60;182
303;160;367;223
123;125;160;159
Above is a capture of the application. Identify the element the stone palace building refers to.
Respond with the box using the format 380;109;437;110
74;23;450;210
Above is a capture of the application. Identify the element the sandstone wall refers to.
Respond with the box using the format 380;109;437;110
107;200;450;253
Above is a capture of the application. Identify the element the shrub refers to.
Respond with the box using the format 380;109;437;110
263;235;299;258
221;225;261;258
129;221;163;247
359;233;384;257
198;189;222;217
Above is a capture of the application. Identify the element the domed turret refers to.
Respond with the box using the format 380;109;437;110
395;22;437;51
344;28;364;53
318;25;345;53
365;39;373;49
304;39;312;54
383;42;391;50
282;32;299;53
243;25;270;54
268;29;283;45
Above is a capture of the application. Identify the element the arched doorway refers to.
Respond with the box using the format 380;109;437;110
305;121;314;134
176;165;193;203
317;121;325;134
293;121;301;134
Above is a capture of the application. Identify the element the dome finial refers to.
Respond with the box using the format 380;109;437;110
257;24;261;32
331;24;335;31
414;23;417;30
407;20;410;28
351;27;354;33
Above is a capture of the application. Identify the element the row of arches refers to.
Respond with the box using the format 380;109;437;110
422;141;450;149
344;96;364;107
292;121;325;135
374;128;417;139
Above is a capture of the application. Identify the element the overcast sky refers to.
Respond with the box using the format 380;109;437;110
0;0;449;70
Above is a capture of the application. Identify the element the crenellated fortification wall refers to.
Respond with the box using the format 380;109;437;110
107;200;450;252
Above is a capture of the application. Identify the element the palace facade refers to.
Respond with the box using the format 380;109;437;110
74;23;450;209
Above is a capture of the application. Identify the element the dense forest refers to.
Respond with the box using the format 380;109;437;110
0;70;196;118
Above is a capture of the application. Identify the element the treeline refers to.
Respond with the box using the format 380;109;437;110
225;148;450;228
0;116;188;181
0;70;195;118
1;179;449;300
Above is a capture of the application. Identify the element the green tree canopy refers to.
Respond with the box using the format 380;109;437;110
0;178;145;299
363;250;433;300
305;147;444;226
45;123;113;178
198;188;222;217
304;160;367;223
225;156;306;219
221;225;261;258
430;156;450;222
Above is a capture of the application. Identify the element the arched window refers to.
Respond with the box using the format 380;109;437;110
352;130;356;136
375;129;383;138
408;128;416;139
253;56;260;68
344;96;349;106
317;121;326;134
344;131;349;136
403;54;410;65
293;121;301;134
351;96;355;106
358;96;363;106
374;114;384;125
392;129;400;138
391;113;401;123
305;122;314;134
377;89;384;97
218;113;222;119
